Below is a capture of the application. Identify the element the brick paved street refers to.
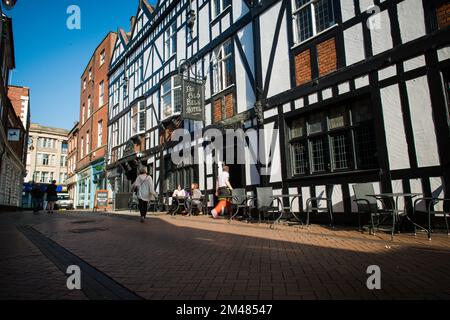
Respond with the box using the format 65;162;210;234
1;210;450;300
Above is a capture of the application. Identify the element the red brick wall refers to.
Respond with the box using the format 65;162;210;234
437;3;450;29
214;99;222;123
317;37;337;77
295;50;312;86
7;86;29;125
224;94;234;119
77;32;117;171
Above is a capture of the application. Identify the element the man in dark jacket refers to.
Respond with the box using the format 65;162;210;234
31;183;43;213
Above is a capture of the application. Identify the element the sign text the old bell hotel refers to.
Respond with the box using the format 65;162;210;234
182;79;204;122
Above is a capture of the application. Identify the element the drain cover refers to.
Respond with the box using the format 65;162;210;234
70;227;108;234
71;220;97;225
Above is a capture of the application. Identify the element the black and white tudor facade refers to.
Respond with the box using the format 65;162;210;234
106;0;450;219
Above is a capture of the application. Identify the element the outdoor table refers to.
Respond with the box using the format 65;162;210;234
270;194;303;225
171;196;188;216
367;192;423;240
229;194;256;222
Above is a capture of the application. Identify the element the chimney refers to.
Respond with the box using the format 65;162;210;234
130;16;136;32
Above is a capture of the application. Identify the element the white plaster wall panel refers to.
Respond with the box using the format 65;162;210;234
235;24;256;114
198;5;210;50
341;0;355;22
207;176;213;190
289;187;300;213
372;182;382;209
144;47;152;80
309;93;318;104
177;27;186;64
397;0;426;44
264;108;278;119
260;2;291;97
266;124;282;184
206;152;213;175
406;76;440;168
355;75;370;89
392;180;404;210
295;98;304;109
438;46;450;62
315;185;327;210
283;104;291;113
338;82;350;94
403;55;426;72
322;88;333;100
211;21;220;40
245;129;260;186
221;12;231;32
430;177;444;211
344;23;365;66
205;102;212;126
331;185;344;212
154;38;163;70
380;84;410;170
302;186;311;212
360;0;375;12
370;10;393;56
378;65;397;81
410;178;425;211
198;146;205;191
232;0;249;23
268;11;291;97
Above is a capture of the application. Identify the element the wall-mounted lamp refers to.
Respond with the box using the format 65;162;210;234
2;0;17;10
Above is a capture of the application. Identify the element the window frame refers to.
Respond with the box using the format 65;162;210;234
99;81;105;106
212;39;234;94
161;75;182;119
292;0;336;45
212;0;232;19
287;99;378;177
164;23;177;61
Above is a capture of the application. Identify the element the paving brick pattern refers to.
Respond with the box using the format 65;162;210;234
1;211;450;300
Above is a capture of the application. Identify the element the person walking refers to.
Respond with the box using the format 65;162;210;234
211;166;233;219
132;167;157;223
31;183;43;214
45;180;58;213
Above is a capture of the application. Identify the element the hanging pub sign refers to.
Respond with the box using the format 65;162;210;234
182;79;204;122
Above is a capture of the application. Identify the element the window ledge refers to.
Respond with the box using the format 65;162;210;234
291;24;338;50
211;84;235;99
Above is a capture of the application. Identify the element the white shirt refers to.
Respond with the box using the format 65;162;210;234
172;189;186;198
133;174;156;202
217;171;230;188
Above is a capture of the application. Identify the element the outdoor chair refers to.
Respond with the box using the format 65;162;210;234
256;187;282;225
352;183;393;235
412;197;450;240
187;191;208;216
305;196;334;228
128;194;139;212
171;196;188;216
229;188;252;223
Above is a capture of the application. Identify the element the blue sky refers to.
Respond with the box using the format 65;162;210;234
8;0;154;130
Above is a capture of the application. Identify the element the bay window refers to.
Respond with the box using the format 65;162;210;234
292;0;335;44
161;76;182;119
288;98;378;177
212;39;234;94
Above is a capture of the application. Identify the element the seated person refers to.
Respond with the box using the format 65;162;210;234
189;183;203;214
172;185;186;198
171;185;187;214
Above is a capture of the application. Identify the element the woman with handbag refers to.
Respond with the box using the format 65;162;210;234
132;167;157;223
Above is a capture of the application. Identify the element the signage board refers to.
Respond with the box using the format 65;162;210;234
94;190;109;211
182;79;204;121
7;128;20;141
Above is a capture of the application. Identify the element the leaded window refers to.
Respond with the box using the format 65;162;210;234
212;40;234;94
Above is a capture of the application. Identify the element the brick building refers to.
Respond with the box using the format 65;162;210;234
66;122;78;204
76;32;117;209
0;11;28;210
105;0;450;217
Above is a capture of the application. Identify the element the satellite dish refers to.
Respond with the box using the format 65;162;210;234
2;0;17;10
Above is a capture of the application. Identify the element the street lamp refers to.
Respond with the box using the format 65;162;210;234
2;0;18;10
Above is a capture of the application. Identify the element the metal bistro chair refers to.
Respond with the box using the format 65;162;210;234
229;188;252;223
305;196;334;228
412;197;450;240
256;187;282;225
128;194;139;212
171;196;188;216
352;183;393;235
187;191;208;216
